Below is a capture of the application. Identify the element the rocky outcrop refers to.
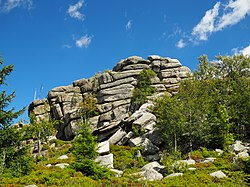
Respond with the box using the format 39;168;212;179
28;55;191;160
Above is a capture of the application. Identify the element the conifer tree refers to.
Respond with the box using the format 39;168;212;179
0;57;32;177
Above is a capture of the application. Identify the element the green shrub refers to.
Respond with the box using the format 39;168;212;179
161;151;184;173
131;69;156;111
111;145;147;172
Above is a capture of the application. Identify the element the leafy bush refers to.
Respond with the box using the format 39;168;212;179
161;151;184;173
111;145;146;172
131;69;156;111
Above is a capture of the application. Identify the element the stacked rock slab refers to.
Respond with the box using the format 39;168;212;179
28;55;191;148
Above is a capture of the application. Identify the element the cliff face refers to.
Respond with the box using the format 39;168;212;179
28;55;191;147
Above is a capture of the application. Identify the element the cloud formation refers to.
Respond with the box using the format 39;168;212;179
232;44;250;56
176;39;186;49
192;2;220;41
178;0;250;48
241;44;250;55
0;0;33;13
75;34;92;48
126;20;132;30
67;0;85;21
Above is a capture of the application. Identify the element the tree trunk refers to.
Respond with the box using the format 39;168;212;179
174;133;177;152
0;149;6;176
37;131;41;156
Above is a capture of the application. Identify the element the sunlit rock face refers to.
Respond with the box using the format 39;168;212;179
28;55;191;159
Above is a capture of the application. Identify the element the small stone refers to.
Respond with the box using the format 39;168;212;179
58;155;69;160
97;140;110;155
188;167;196;171
215;149;223;156
49;143;56;149
165;173;183;178
202;157;216;163
55;163;69;169
143;169;163;181
210;170;227;178
46;164;52;167
237;151;249;159
25;185;38;187
186;159;195;165
141;161;165;172
110;169;123;177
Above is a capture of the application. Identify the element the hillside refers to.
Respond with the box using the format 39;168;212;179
1;54;250;186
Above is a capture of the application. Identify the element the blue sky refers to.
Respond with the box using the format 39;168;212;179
0;0;250;123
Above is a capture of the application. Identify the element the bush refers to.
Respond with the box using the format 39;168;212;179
111;145;146;172
131;69;156;111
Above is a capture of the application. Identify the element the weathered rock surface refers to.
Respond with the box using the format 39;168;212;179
110;169;123;177
97;141;110;155
95;153;114;168
28;55;191;159
58;155;69;160
55;163;70;169
165;173;183;178
209;170;227;178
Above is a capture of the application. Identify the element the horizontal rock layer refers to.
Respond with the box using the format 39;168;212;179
28;55;191;142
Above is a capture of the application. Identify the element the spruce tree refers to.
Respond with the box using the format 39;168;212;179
0;57;32;177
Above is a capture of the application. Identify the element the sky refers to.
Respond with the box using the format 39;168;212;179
0;0;250;123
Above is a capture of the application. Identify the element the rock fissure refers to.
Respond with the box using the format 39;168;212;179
28;55;191;160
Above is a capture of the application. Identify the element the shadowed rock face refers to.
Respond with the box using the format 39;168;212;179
28;55;191;143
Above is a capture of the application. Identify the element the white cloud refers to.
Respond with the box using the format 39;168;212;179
67;0;85;21
75;35;92;48
216;0;250;31
62;44;72;49
0;0;32;13
241;44;250;56
176;39;186;48
126;20;132;30
231;44;250;56
179;0;250;48
192;2;221;41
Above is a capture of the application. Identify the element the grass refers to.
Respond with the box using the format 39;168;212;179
0;142;249;186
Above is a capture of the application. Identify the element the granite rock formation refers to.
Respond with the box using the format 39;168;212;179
28;55;191;160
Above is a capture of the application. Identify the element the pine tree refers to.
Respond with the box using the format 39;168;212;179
0;57;32;177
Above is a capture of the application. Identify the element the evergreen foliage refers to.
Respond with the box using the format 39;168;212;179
131;68;156;111
0;57;33;177
72;93;109;179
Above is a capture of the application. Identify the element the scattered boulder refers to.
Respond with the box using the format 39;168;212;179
142;169;163;181
165;173;183;178
237;151;249;159
95;153;114;168
215;149;223;156
209;170;227;178
173;159;195;168
141;161;166;174
97;140;110;155
110;169;123;177
128;137;159;156
188;167;196;171
144;153;161;162
58;155;69;160
55;163;69;169
202;157;216;163
230;140;248;153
